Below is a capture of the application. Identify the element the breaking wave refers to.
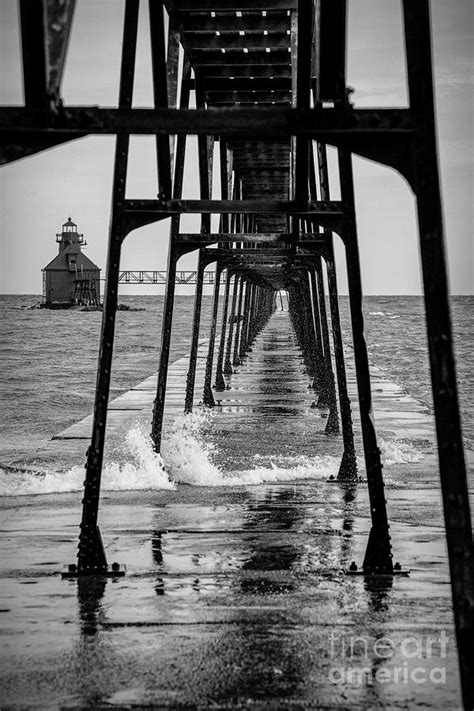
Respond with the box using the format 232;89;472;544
0;412;424;496
379;436;425;465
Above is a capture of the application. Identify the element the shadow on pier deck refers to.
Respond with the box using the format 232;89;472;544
0;0;472;707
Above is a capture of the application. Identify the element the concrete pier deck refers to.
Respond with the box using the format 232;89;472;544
51;338;210;443
1;311;470;709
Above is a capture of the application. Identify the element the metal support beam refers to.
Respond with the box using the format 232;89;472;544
307;271;325;390
75;0;139;576
150;58;192;452
339;148;392;574
19;0;48;108
402;2;474;704
315;140;357;479
324;241;358;480
314;258;339;434
318;0;346;102
214;270;232;391
239;282;253;360
292;0;313;236
184;252;206;414
233;277;245;366
151;228;179;449
224;275;239;375
202;264;222;406
196;74;212;234
149;0;172;199
219;138;230;234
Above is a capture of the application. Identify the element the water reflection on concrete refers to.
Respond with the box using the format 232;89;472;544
77;577;106;637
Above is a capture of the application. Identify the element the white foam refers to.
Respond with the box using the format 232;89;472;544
0;414;424;496
225;455;339;486
162;411;341;486
161;410;223;485
0;411;340;495
0;426;174;496
368;311;399;319
0;465;85;496
379;437;425;465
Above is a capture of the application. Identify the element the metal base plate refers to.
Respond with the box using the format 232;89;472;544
345;568;410;577
61;564;126;579
327;476;366;484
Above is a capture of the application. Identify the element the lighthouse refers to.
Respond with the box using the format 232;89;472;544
42;218;101;308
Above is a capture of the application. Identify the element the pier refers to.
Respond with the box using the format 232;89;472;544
1;0;472;707
118;270;226;285
1;309;468;708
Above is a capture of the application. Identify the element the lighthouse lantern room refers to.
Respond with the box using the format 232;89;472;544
42;218;101;308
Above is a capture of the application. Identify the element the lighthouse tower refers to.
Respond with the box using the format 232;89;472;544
42;218;101;308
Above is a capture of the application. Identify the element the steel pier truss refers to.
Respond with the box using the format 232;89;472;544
118;269;227;284
2;0;472;705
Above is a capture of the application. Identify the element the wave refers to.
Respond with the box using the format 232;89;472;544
0;413;425;496
379;436;425;465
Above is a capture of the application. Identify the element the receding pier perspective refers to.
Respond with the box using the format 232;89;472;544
1;1;473;709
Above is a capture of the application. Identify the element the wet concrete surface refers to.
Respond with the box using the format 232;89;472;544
0;482;465;710
1;311;471;709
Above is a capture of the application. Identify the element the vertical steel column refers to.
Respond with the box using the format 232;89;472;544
150;61;191;452
19;0;48;109
339;148;392;573
184;251;206;414
316;141;357;479
325;241;358;480
151;223;179;450
224;274;239;375
166;12;181;167
297;278;317;380
77;0;139;574
214;270;232;391
288;285;304;350
202;264;223;407
247;284;258;346
314;258;339;434
195;74;212;235
149;0;172;200
300;277;316;379
291;0;312;238
236;179;243;234
252;286;263;340
219;138;230;235
239;282;253;359
233;277;245;366
307;156;330;397
307;270;325;388
403;3;473;704
289;283;306;361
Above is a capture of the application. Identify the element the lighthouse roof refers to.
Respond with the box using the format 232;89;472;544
43;243;101;272
63;216;77;228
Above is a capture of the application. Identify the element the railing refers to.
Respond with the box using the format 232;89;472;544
117;270;226;285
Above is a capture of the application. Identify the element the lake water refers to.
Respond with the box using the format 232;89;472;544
0;294;472;494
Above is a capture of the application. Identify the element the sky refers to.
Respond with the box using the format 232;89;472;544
0;0;472;295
